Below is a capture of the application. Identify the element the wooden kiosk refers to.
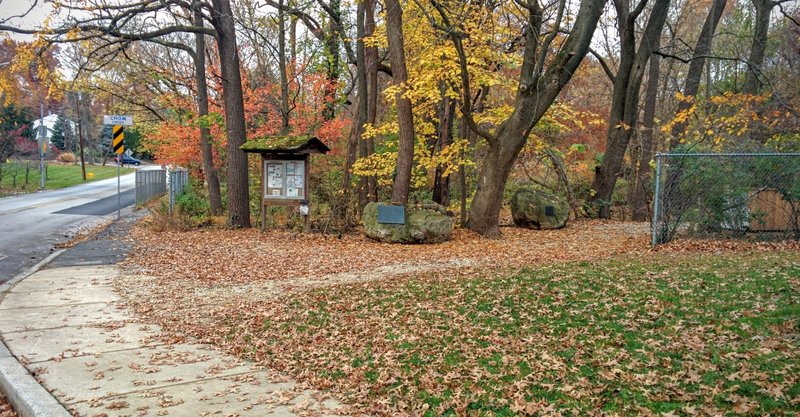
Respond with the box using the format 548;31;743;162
240;135;330;230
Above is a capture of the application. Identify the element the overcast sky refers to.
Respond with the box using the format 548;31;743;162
1;0;54;40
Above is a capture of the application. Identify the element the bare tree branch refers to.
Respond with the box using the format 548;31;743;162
589;48;616;82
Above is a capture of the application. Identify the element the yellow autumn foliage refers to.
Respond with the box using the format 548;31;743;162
661;92;778;149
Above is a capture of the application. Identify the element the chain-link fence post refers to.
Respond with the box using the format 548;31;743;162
651;153;663;247
167;169;188;214
168;169;176;214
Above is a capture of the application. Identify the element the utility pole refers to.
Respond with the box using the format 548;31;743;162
75;92;87;180
39;103;45;190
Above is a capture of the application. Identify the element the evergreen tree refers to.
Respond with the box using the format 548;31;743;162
50;114;68;151
100;124;113;156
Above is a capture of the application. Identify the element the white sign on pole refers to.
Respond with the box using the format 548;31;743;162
103;114;133;219
103;115;134;126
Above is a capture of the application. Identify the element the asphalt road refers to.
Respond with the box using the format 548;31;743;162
0;172;138;283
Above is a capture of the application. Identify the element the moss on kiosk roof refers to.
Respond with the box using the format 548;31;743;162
240;135;330;154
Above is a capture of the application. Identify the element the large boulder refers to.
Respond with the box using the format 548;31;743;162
363;201;453;243
511;188;570;230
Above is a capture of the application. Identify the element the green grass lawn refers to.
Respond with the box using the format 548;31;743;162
229;251;800;416
0;162;134;196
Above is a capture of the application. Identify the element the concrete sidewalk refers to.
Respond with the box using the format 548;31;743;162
0;265;347;417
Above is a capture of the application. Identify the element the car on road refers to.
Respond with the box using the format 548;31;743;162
114;154;142;166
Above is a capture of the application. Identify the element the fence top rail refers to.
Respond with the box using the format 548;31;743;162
657;152;800;157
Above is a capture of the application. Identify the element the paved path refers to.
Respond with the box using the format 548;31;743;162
0;266;348;417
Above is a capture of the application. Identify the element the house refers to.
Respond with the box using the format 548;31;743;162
29;113;60;141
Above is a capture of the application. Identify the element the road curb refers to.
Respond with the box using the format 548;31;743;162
0;250;64;295
0;249;72;417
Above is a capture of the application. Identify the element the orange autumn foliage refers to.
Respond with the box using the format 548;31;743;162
146;67;350;173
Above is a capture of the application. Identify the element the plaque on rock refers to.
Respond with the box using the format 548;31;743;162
544;205;555;217
377;205;405;225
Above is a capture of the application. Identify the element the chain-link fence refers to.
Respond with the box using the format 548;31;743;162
134;168;188;214
168;169;188;214
135;169;167;205
652;153;800;246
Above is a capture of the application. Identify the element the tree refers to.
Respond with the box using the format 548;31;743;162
193;1;223;216
668;0;728;140
438;0;607;236
590;0;671;218
743;0;784;94
0;104;31;161
385;0;416;205
629;49;660;221
209;0;251;227
361;0;378;206
50;114;69;152
342;0;370;224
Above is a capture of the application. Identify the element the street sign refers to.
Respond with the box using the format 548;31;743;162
112;125;124;154
103;115;134;221
103;115;133;126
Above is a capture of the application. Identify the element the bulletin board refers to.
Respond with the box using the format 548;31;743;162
264;160;306;200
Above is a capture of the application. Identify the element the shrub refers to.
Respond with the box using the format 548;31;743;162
175;184;210;225
57;152;77;163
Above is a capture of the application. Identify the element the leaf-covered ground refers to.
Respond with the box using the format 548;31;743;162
125;220;649;284
0;393;17;417
120;221;800;416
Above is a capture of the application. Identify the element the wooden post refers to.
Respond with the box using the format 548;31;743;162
260;155;267;231
304;154;310;231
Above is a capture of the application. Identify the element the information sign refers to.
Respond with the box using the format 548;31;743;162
263;160;305;200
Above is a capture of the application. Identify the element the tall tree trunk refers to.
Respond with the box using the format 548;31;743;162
464;0;606;236
357;130;369;209
323;0;341;120
458;116;468;227
385;0;415;205
670;0;728;140
432;87;455;206
290;13;297;67
658;0;728;229
364;0;377;202
743;0;773;94
278;0;290;133
590;0;671;219
194;3;223;216
211;0;251;228
467;124;524;236
344;0;369;224
631;49;660;221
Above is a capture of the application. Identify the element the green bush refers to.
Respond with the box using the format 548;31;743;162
176;184;210;222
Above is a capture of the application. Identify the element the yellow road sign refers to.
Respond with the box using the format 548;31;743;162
112;125;124;155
